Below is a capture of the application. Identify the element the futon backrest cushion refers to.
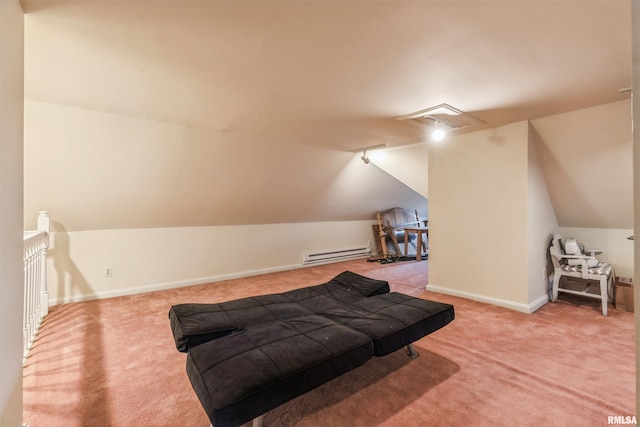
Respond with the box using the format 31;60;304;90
169;271;390;352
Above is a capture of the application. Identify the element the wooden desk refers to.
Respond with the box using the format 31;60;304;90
403;227;428;261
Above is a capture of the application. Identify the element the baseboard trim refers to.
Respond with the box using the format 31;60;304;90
49;263;305;305
528;294;550;313
426;285;549;314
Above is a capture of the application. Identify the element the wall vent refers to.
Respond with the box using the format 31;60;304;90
396;103;484;130
303;244;370;265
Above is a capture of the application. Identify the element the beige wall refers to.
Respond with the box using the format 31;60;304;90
45;220;376;304
0;1;24;425
25;99;634;310
428;101;634;313
527;123;560;307
371;142;429;198
531;100;634;282
23;99;428;306
631;1;639;418
428;121;532;311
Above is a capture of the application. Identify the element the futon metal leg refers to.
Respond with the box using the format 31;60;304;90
406;343;419;358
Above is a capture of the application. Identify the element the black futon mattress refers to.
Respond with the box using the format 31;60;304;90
169;271;454;427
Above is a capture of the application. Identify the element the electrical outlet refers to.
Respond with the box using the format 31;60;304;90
104;266;113;278
542;267;547;281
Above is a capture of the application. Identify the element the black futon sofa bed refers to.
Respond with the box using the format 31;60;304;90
169;271;454;427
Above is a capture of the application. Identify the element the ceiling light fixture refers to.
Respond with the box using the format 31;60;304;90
361;151;371;164
432;121;446;142
354;144;386;165
396;103;484;142
396;103;483;127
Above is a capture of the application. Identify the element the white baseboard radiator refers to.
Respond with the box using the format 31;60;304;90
303;244;371;265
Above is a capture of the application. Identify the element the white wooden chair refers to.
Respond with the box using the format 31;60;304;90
549;234;615;315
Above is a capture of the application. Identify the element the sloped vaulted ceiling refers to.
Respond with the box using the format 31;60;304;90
531;100;633;229
21;0;631;230
24;99;429;229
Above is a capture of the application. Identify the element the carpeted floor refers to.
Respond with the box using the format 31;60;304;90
23;259;635;426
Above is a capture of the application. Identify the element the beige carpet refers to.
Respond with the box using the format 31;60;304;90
23;259;635;426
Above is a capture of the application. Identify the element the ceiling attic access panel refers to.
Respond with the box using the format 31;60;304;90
396;103;485;137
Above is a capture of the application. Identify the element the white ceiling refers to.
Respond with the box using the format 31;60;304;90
20;0;633;231
22;0;631;151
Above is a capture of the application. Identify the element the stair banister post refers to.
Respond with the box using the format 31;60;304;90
37;211;49;317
